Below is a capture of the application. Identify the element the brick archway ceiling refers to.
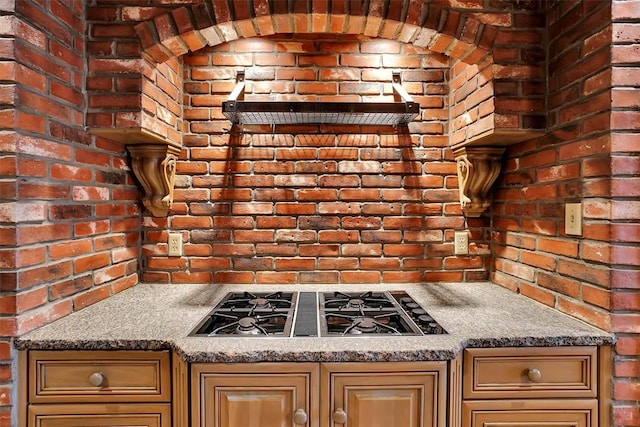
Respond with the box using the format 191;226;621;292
135;1;495;65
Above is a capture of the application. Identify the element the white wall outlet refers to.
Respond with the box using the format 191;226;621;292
168;233;183;256
565;202;582;236
454;231;469;255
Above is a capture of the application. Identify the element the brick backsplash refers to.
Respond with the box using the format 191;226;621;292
137;35;491;285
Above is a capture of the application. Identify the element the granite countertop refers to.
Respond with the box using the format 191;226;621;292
15;282;614;363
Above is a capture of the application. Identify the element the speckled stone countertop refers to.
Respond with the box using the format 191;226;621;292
15;282;613;363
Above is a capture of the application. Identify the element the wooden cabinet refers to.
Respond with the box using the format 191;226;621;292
22;350;171;427
20;345;609;427
322;362;447;427
192;363;319;427
462;346;608;427
192;361;447;427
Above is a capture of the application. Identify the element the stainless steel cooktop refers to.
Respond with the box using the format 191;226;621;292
189;290;447;338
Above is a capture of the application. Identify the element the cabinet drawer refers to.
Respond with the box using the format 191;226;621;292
28;403;171;427
463;399;597;427
463;347;597;399
29;350;171;403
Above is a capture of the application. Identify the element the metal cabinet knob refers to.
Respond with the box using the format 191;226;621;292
89;372;105;387
332;408;347;424
293;408;308;425
526;367;542;382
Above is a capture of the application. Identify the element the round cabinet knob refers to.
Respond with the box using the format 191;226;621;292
88;372;105;387
293;408;308;425
526;368;542;382
332;408;348;424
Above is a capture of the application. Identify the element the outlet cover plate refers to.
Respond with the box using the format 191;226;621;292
565;203;582;236
454;231;469;255
168;233;183;256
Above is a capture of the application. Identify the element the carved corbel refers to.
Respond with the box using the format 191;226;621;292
127;144;181;216
453;146;506;217
89;127;182;217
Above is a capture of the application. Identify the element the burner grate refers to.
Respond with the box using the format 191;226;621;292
319;291;447;336
189;292;297;337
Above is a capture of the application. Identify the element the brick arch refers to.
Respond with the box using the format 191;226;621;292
91;1;544;159
134;1;494;65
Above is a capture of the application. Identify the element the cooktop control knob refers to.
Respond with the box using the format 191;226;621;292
411;308;427;316
417;315;434;324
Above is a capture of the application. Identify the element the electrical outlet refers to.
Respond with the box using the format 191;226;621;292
565;203;582;236
454;231;469;255
168;233;183;257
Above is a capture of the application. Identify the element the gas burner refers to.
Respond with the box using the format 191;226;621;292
248;298;270;308
350;317;377;334
223;291;293;312
236;317;262;335
323;291;396;310
324;311;407;336
347;299;364;308
344;315;405;335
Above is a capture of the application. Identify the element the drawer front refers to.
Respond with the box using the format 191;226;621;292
463;347;597;399
463;399;597;427
29;350;171;403
28;403;171;427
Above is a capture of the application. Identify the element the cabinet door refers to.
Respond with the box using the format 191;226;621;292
463;400;597;427
192;363;318;427
28;403;171;427
323;362;447;427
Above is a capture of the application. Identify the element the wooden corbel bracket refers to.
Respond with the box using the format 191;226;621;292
127;144;180;217
451;129;543;216
453;146;506;217
90;127;182;217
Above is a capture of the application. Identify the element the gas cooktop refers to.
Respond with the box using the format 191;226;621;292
189;290;447;337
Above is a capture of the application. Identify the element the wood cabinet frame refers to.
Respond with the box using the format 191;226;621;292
20;350;171;427
462;346;611;427
19;345;611;427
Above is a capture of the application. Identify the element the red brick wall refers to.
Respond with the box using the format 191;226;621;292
449;57;495;145
0;2;141;425
0;1;637;426
492;1;640;425
0;2;16;420
140;57;184;142
138;34;492;285
609;1;640;424
492;0;615;330
86;0;192;136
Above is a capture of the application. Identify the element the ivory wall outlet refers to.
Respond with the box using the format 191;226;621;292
168;233;183;256
565;203;582;236
454;231;469;255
